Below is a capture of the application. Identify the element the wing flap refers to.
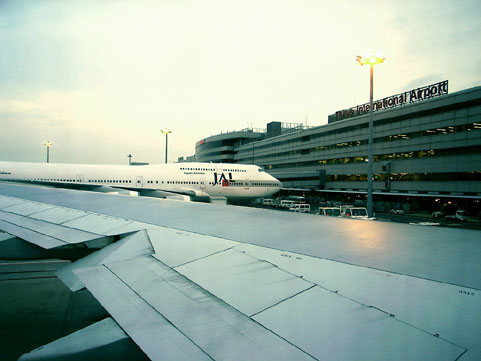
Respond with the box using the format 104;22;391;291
57;229;154;291
74;264;213;361
0;210;103;246
0;195;137;251
80;255;316;361
0;217;66;249
18;318;148;361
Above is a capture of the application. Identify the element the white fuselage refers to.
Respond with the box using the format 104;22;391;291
0;161;282;200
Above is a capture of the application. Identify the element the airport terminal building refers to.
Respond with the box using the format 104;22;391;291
193;82;481;210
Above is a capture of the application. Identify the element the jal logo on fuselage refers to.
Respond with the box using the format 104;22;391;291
213;172;232;186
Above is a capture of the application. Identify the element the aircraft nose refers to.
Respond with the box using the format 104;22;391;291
266;173;282;190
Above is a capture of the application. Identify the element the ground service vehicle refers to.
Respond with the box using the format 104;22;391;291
389;209;405;215
445;210;469;221
280;200;296;208
289;204;311;213
345;207;368;218
318;207;342;217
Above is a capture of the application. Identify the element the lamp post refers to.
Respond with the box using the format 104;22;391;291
161;129;172;163
43;141;52;163
356;51;385;217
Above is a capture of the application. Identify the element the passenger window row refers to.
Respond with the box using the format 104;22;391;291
34;179;82;182
167;181;199;185
87;180;132;183
180;167;246;173
251;181;277;186
224;169;246;173
180;167;215;171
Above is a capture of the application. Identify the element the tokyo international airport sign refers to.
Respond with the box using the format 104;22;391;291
335;80;448;122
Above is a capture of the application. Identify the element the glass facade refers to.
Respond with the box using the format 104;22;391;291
194;86;481;197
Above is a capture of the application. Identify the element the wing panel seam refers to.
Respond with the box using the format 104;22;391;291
0;218;69;245
103;261;215;361
0;209;103;239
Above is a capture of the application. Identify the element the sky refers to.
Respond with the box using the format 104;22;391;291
0;0;480;165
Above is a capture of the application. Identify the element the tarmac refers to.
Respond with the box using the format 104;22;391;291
0;259;109;361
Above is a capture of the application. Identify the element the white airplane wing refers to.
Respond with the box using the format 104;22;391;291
1;182;480;361
12;178;205;200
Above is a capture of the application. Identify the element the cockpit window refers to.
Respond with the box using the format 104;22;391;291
258;168;264;172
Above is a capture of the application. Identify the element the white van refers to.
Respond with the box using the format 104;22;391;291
280;200;295;208
289;203;311;213
263;198;273;206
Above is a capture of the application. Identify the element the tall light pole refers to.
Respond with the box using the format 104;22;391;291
356;51;385;217
43;141;52;163
161;129;172;163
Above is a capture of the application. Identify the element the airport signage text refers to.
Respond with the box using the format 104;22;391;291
335;80;448;122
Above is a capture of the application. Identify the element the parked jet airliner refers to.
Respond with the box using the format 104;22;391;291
0;161;282;201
